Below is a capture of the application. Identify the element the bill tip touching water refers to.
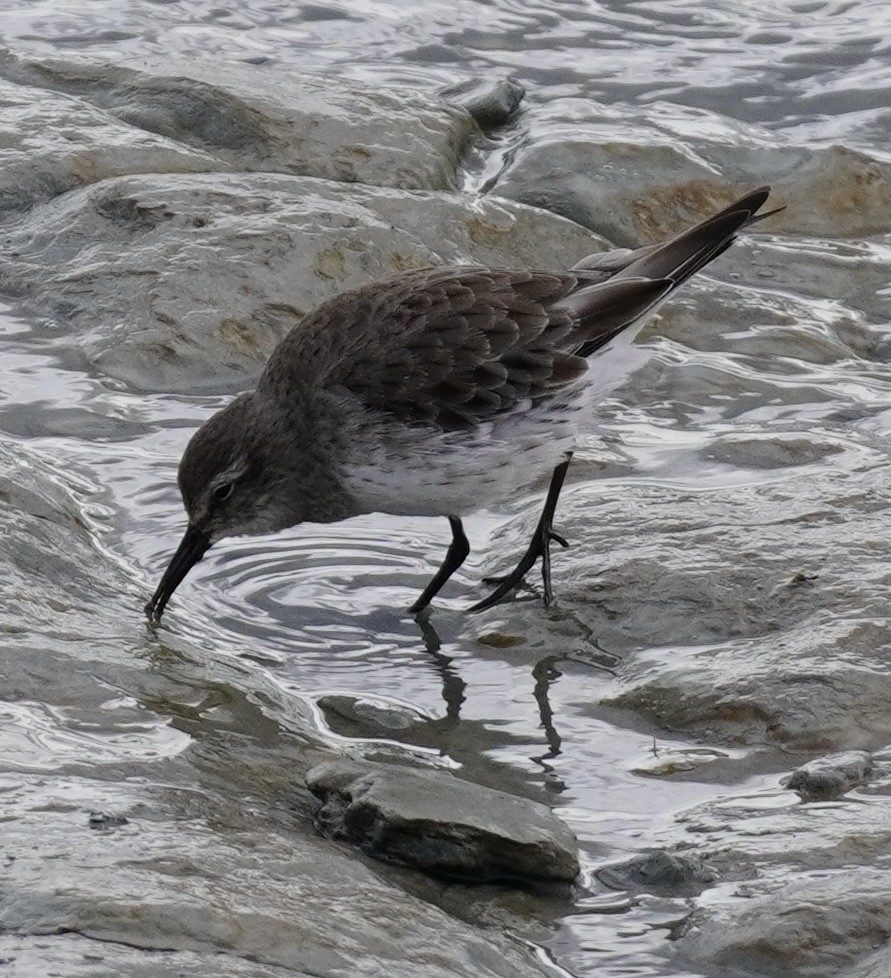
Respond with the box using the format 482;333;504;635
145;186;780;624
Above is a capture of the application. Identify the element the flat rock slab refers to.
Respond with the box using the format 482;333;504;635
0;774;560;978
305;759;580;884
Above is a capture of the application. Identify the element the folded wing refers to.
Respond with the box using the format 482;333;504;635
263;187;774;429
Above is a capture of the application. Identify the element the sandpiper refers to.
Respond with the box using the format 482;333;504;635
145;187;776;621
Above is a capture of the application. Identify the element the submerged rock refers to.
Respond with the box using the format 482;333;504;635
305;759;580;884
597;850;716;897
786;751;874;801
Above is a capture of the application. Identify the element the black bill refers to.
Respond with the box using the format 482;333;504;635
144;525;212;623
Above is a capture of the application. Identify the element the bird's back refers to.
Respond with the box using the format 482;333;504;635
260;187;773;437
261;264;672;434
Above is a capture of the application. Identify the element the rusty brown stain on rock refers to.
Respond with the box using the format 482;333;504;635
466;215;509;246
143;340;180;363
219;303;304;355
67;153;107;184
218;317;270;357
476;631;525;648
344;144;373;160
252;302;305;335
387;251;427;273
630;181;742;243
315;245;347;281
624;148;890;240
814;147;891;228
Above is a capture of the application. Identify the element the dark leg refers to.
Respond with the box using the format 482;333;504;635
469;454;573;613
409;516;470;615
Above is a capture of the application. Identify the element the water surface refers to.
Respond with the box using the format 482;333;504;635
1;2;890;976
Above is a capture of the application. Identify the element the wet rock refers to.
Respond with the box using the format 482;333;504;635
847;944;891;978
88;811;130;831
494;98;891;243
0;74;218;218
0;437;126;625
0;48;473;199
498;137;713;246
318;694;422;736
597;850;716;897
562;464;891;751
0;935;292;978
305;759;580;884
665;775;891;880
0;171;605;392
441;77;526;127
605;614;891;751
786;751;874;801
1;776;558;978
676;869;891;978
703;433;845;470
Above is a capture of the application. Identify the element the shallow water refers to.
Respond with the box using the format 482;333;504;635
1;1;890;976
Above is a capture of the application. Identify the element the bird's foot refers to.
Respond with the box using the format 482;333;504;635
481;531;569;585
469;529;569;612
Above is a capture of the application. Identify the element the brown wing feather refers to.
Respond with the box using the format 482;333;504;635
264;267;595;429
262;187;775;430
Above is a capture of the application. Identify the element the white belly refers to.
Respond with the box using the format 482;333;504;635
340;335;649;517
343;414;576;517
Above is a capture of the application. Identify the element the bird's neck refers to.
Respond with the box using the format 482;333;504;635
253;385;361;524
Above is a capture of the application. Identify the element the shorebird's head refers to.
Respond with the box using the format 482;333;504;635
144;392;315;623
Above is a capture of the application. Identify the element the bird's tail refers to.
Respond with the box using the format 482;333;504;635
562;187;779;359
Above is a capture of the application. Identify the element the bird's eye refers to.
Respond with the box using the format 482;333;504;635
212;482;234;502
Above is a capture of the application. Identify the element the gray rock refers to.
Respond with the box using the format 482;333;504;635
597;850;716;896
676;869;891;978
0;774;558;978
565;462;891;751
305;759;580;883
845;944;891;978
786;751;874;801
495;98;891;243
0;45;475;216
0;171;605;392
498;138;710;246
440;77;526;127
0;73;219;219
